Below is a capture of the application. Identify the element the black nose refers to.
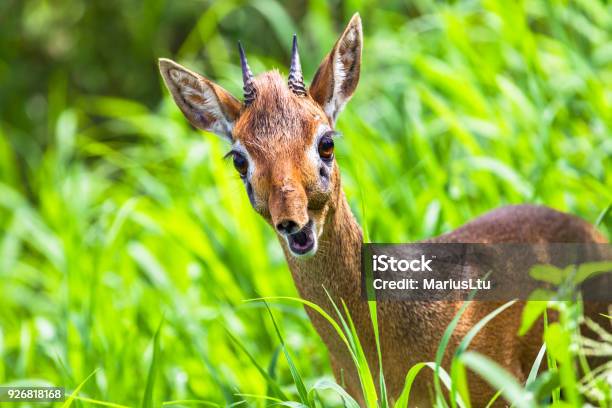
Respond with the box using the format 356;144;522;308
276;219;299;235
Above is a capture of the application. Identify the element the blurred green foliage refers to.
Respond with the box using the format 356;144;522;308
0;0;610;406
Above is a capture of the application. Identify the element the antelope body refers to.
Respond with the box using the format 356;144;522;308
159;14;608;407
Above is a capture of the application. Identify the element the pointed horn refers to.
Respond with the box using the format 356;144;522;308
238;41;257;106
288;34;307;96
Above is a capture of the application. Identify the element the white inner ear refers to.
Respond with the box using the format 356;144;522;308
328;30;358;122
333;54;348;98
170;68;233;136
328;53;349;121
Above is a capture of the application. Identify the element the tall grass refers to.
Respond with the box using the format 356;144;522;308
244;283;611;407
0;0;610;407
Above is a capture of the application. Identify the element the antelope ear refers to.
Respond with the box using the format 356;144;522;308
309;13;362;125
159;58;241;141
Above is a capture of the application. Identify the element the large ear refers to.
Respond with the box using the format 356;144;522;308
159;58;241;141
309;13;362;124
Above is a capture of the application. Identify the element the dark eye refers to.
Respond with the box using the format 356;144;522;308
318;136;334;160
232;152;248;177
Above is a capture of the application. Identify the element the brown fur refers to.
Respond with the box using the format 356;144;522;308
233;71;330;228
159;13;610;407
288;200;608;407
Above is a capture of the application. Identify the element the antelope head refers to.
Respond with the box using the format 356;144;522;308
159;14;362;258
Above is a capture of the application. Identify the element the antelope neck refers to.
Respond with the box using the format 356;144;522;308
285;188;363;306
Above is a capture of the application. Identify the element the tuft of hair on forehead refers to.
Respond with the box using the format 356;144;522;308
234;70;324;156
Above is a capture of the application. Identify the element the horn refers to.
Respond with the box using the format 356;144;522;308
238;41;257;106
288;34;307;96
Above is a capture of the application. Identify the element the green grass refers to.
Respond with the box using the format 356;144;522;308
0;0;611;407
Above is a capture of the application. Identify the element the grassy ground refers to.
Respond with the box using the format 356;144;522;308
0;0;611;407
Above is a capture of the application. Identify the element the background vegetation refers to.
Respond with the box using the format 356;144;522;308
0;0;610;406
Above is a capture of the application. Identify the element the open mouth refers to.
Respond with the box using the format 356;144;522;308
287;220;316;256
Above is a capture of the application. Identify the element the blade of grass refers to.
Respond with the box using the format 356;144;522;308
263;301;309;405
526;344;547;386
595;203;611;227
61;369;99;408
337;297;377;407
246;297;353;357
433;289;477;407
545;321;582;406
450;300;517;408
224;328;289;400
367;300;388;408
162;400;221;407
250;294;370;403
394;362;456;408
484;390;502;408
142;317;164;408
233;394;284;404
542;310;560;404
326;289;377;407
460;352;534;408
308;379;360;408
73;396;131;408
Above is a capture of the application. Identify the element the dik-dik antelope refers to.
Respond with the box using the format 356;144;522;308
159;14;609;406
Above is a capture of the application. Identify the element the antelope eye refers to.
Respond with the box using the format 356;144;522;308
318;136;334;160
232;152;248;177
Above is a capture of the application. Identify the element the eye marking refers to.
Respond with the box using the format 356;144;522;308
246;180;256;207
317;132;335;161
224;140;255;181
223;149;248;177
232;151;248;177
